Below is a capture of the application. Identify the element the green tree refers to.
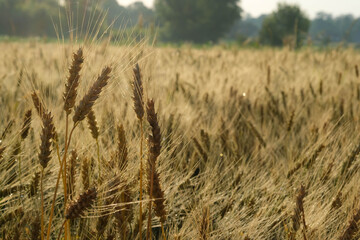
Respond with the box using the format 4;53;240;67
155;0;241;43
259;3;310;47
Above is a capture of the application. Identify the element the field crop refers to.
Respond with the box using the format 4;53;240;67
1;41;360;239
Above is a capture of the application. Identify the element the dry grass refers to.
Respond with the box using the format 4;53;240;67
1;41;360;240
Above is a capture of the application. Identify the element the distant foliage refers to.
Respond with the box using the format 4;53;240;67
0;0;61;37
309;13;360;45
2;0;360;47
0;0;155;39
101;0;156;29
226;14;267;44
155;0;242;43
259;3;310;47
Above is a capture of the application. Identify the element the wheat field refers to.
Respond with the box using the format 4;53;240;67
0;40;360;240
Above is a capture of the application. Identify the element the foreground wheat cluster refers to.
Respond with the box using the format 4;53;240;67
1;42;360;240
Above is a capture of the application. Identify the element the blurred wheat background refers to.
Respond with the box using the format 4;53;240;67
1;39;360;239
1;0;360;240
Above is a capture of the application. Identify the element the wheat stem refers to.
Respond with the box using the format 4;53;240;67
41;168;45;240
147;163;154;240
57;220;66;240
139;120;144;240
18;152;23;206
46;126;76;240
161;222;167;240
54;140;66;194
64;115;69;240
96;138;100;177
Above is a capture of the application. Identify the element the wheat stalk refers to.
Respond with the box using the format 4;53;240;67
146;99;166;240
132;63;145;239
32;92;55;240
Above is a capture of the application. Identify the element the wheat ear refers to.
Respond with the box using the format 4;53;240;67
87;109;101;175
57;187;97;240
291;184;307;240
146;99;166;240
63;48;83;115
132;63;144;239
338;205;360;240
117;123;128;171
73;66;111;124
21;109;32;140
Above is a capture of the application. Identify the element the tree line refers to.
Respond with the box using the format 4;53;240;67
230;10;360;47
1;0;360;47
0;0;154;38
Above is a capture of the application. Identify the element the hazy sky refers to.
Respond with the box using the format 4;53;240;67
117;0;360;18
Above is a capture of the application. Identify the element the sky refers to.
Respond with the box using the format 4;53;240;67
117;0;360;18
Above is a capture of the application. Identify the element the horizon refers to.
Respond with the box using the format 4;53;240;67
117;0;360;18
